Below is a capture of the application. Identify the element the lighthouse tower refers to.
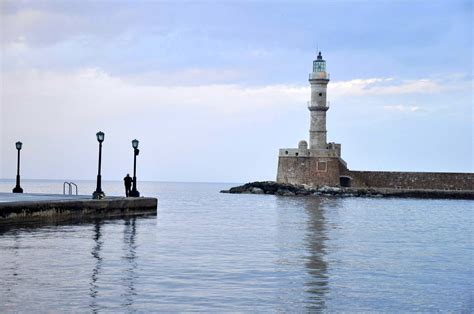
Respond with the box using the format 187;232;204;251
308;52;329;150
276;51;345;187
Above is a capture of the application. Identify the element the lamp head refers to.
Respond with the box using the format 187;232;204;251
96;131;105;143
132;139;139;149
313;51;326;73
15;141;23;150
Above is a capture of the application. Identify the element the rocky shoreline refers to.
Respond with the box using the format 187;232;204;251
220;181;474;200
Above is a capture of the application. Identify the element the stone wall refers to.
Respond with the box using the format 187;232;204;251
276;156;341;186
341;169;474;191
277;156;473;191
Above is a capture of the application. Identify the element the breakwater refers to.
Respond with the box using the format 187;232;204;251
221;181;474;199
342;169;474;190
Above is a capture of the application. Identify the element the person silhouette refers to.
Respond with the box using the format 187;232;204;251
124;174;133;197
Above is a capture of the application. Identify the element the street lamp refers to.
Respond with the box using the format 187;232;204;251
129;139;140;197
12;141;23;193
92;131;105;199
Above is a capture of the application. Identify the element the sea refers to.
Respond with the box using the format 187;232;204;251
0;179;472;312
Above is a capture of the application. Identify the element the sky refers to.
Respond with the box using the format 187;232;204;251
0;0;472;183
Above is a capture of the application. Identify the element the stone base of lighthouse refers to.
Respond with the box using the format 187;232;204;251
276;142;347;187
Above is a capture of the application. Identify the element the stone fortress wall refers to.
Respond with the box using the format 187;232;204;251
277;139;344;187
277;156;341;187
278;156;473;191
340;166;474;191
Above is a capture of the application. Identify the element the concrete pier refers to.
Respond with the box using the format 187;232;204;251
0;193;157;225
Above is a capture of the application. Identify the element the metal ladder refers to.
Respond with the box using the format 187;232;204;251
63;182;78;195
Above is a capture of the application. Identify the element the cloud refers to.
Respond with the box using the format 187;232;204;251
329;77;468;98
1;68;472;180
0;4;161;48
124;68;250;86
0;67;310;181
0;68;308;124
1;9;82;46
2;69;470;119
383;105;422;113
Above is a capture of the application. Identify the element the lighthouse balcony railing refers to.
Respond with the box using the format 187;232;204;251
309;72;330;80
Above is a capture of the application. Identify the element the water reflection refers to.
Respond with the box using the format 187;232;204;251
121;218;137;307
3;231;21;307
89;220;103;312
303;197;331;311
88;218;139;311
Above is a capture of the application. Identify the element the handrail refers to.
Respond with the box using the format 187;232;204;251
70;182;78;195
63;182;78;195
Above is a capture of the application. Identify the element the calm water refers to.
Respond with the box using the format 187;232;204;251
0;180;472;312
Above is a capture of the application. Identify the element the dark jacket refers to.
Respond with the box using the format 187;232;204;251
124;176;133;187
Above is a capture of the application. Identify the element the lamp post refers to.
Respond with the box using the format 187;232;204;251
12;141;23;193
129;139;140;197
92;131;105;199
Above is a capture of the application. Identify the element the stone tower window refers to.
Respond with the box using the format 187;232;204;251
317;161;327;172
319;93;322;96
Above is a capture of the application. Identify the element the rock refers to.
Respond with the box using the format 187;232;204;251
317;186;341;194
319;185;331;192
276;189;296;196
251;187;264;194
296;189;312;196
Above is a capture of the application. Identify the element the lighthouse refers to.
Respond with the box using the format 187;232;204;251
274;50;473;190
276;51;345;187
308;52;329;150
